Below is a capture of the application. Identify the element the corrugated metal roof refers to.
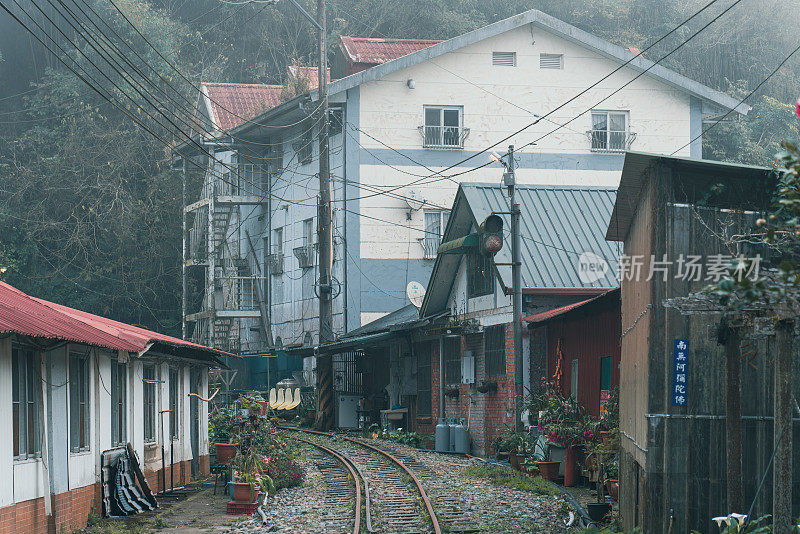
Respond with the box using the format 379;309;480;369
461;183;619;289
606;152;773;241
421;183;619;317
0;281;232;360
343;304;420;338
202;82;283;131
339;36;442;65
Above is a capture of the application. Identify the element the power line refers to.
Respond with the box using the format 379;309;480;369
670;41;800;156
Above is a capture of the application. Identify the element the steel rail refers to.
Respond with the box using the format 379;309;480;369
283;427;442;534
288;433;362;534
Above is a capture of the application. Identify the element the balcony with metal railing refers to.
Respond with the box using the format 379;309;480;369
418;125;470;149
586;130;636;153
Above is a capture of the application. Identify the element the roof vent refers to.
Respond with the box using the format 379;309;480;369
492;52;517;67
540;53;563;69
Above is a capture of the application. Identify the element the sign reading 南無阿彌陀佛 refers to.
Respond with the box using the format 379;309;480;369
672;339;688;406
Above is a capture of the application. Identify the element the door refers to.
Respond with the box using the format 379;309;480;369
190;368;200;476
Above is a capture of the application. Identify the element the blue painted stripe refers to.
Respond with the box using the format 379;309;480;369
345;87;362;330
359;148;625;171
358;258;436;313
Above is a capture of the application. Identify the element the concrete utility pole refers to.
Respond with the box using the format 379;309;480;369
279;0;333;429
315;0;334;430
505;145;523;429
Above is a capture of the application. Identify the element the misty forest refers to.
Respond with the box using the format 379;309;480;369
1;0;798;333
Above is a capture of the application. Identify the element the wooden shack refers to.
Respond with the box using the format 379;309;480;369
605;152;796;533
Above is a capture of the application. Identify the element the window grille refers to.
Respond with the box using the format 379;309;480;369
444;336;462;386
421;106;468;148
540;53;563;69
417;342;432;416
143;364;156;443
588;111;634;152
484;325;506;378
492;51;517;66
423;209;450;259
69;352;90;452
110;360;127;447
467;249;494;298
169;367;179;440
12;345;42;459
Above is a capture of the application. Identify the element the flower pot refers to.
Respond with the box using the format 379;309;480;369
537;461;560;480
605;479;619;501
215;443;238;464
231;482;255;503
586;502;612;522
564;445;578;486
510;452;529;471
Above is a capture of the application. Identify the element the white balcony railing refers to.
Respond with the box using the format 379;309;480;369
419;125;470;149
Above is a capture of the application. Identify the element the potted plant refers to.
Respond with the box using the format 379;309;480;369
498;432;524;469
230;448;276;503
476;380;498;394
533;440;560;480
584;428;619;522
209;407;239;464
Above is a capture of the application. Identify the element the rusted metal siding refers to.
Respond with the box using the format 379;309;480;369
544;292;621;418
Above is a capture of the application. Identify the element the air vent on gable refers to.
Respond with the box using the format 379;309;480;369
492;51;516;67
540;53;563;69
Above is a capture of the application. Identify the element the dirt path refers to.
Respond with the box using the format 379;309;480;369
86;480;252;534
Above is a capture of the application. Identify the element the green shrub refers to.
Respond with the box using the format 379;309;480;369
463;464;560;495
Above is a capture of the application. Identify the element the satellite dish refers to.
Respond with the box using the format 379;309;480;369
406;281;426;308
404;188;425;211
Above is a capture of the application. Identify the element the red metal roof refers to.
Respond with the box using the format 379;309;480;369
339;36;442;65
0;280;231;358
523;288;620;324
202;82;283;131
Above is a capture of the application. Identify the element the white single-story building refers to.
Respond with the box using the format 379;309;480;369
0;280;229;533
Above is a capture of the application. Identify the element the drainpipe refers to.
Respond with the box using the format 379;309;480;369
342;109;348;334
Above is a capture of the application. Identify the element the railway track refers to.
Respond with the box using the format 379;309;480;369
283;427;448;534
288;433;362;534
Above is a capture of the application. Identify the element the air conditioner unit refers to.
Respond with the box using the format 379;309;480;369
266;253;284;274
462;350;475;384
293;245;315;269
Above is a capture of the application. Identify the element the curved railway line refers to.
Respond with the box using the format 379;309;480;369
282;427;450;534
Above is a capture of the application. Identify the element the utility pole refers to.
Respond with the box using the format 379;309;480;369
504;145;523;429
315;0;334;430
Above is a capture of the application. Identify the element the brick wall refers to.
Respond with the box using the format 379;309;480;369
415;324;518;456
0;455;210;534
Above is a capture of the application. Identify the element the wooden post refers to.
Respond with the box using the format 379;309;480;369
722;324;743;512
773;319;793;533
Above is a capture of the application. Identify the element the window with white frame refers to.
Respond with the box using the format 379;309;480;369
422;106;466;148
423;209;450;259
143;363;156;443
12;345;42;459
69;351;90;452
273;227;283;255
303;218;314;248
110;359;127;447
589;111;632;152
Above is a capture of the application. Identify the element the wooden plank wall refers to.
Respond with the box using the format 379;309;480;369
641;169;800;533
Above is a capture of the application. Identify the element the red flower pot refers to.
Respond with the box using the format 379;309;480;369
215;443;238;464
231;482;254;503
510;452;529;471
606;479;619;501
564;445;578;486
537;461;560;480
